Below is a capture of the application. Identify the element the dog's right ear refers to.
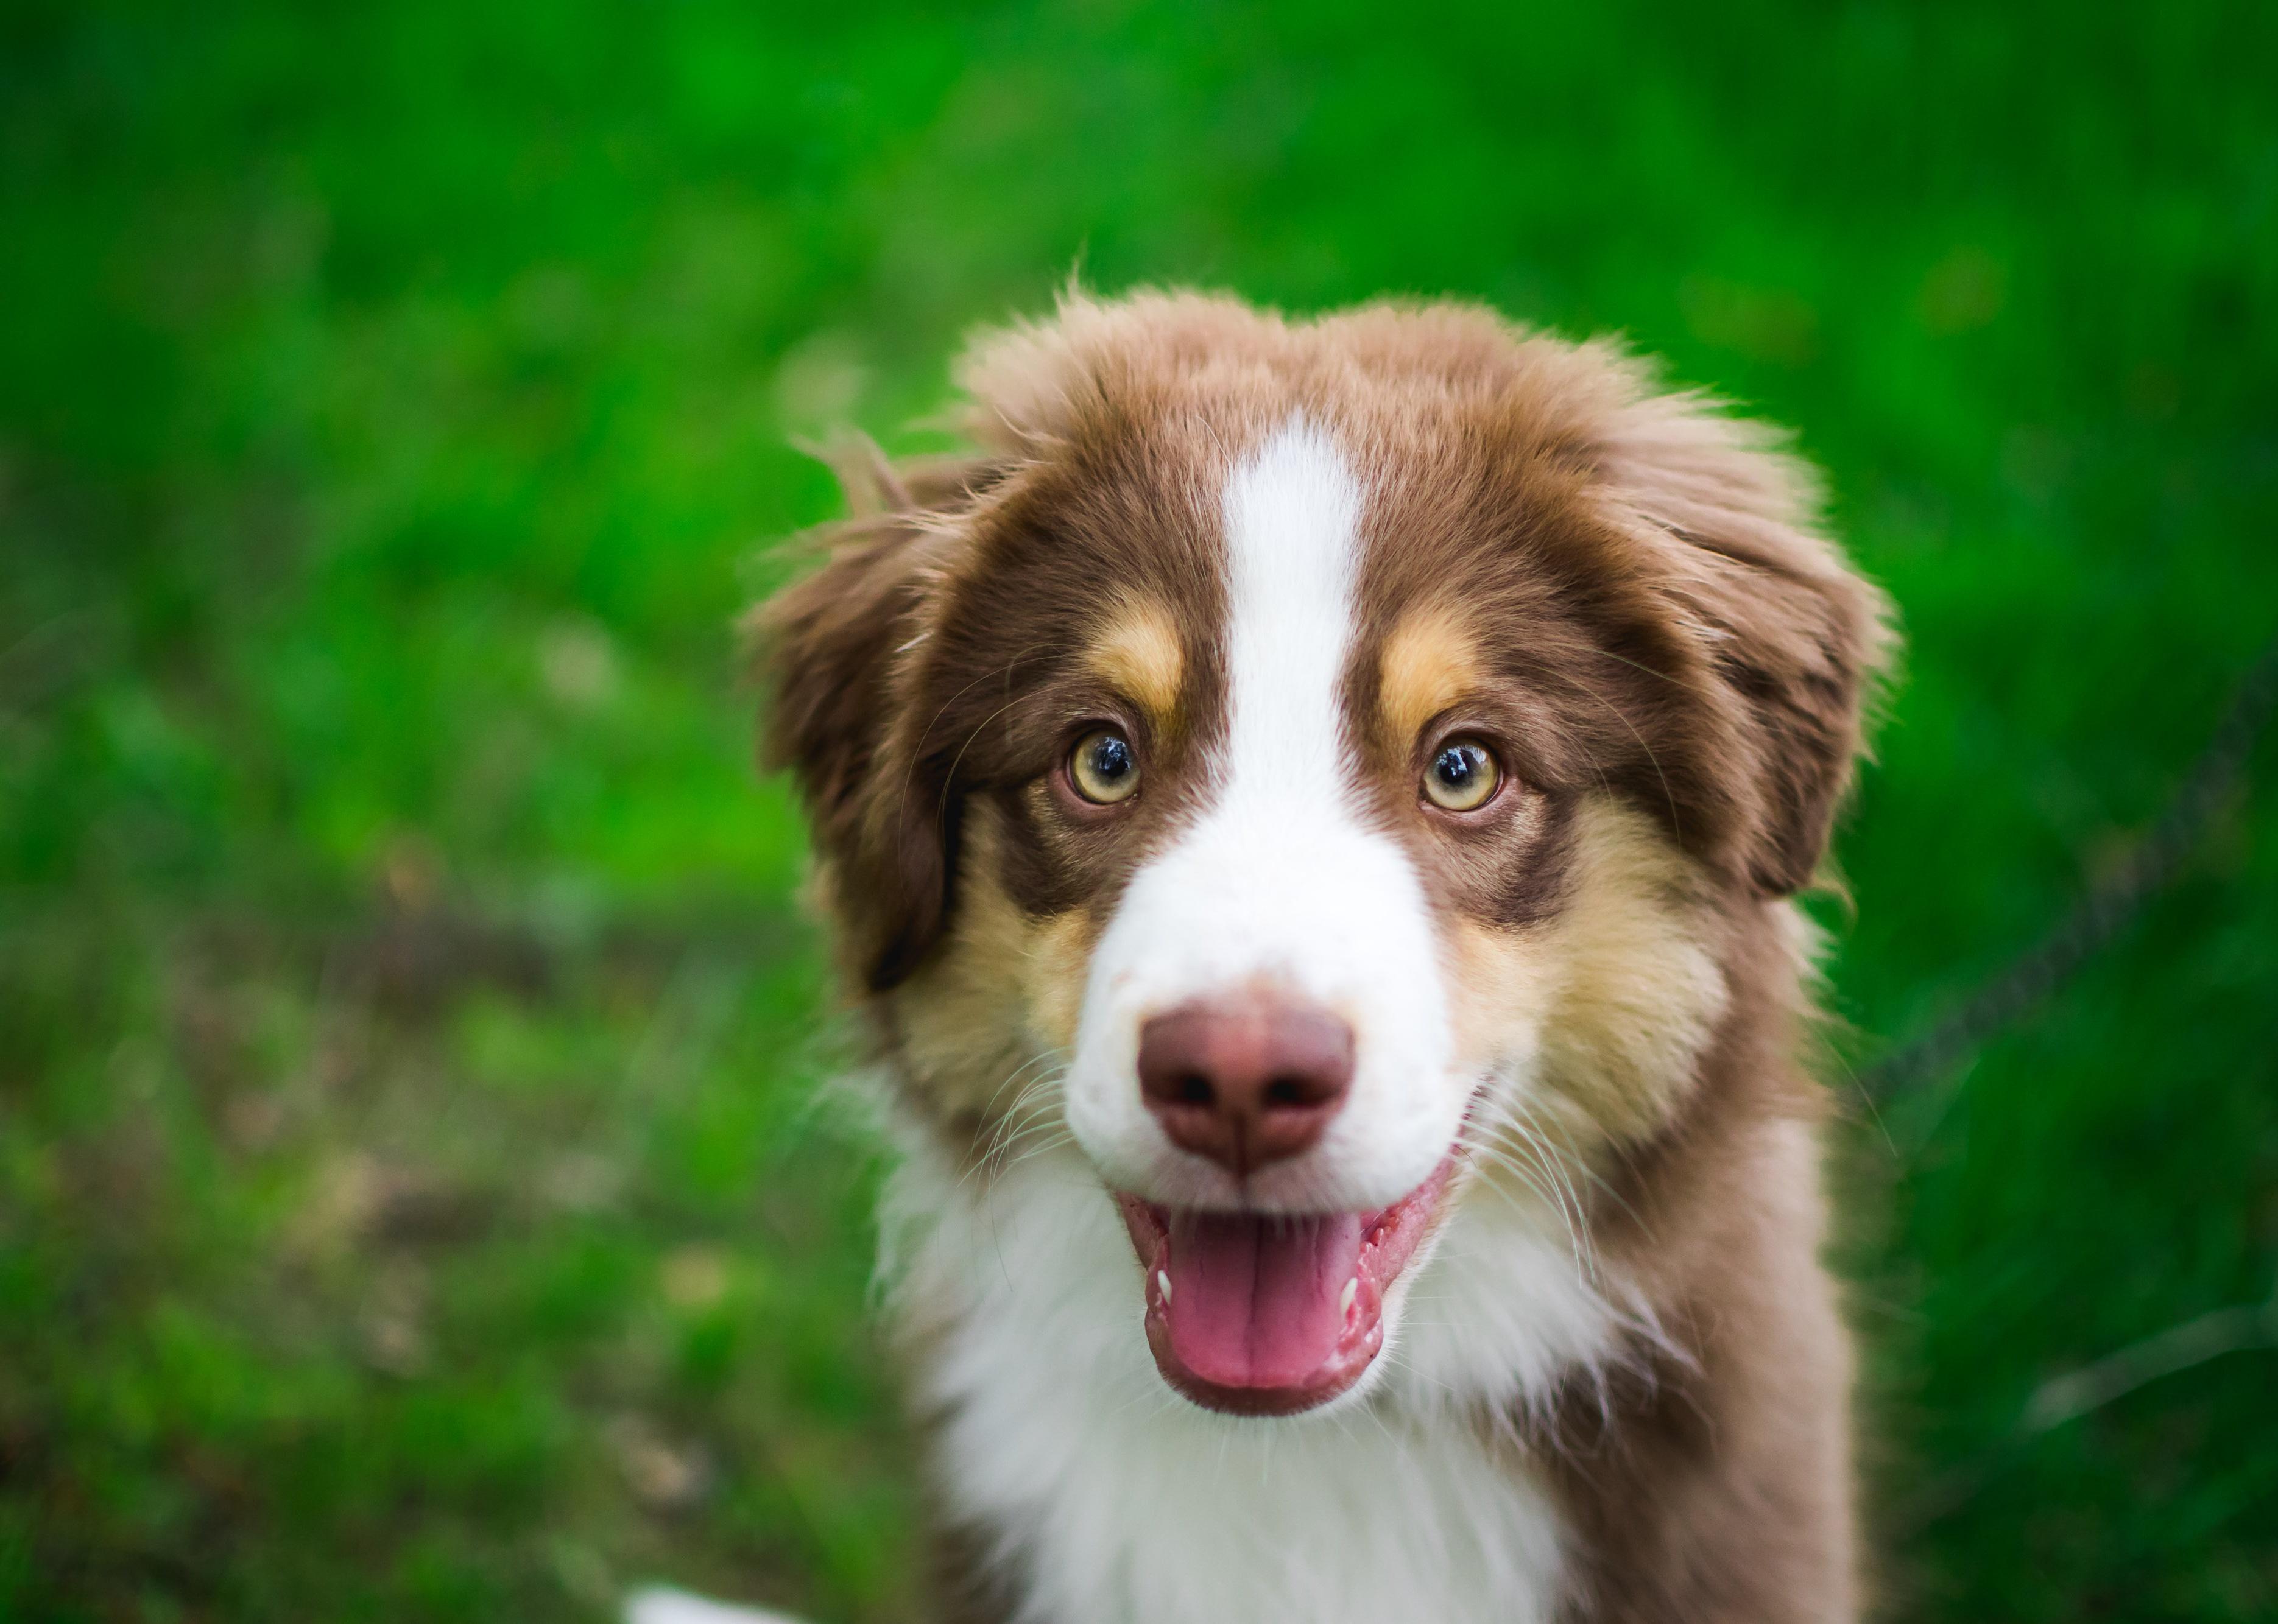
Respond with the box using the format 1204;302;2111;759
755;464;976;993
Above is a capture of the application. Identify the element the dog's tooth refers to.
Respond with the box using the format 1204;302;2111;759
1157;1270;1173;1304
1340;1277;1358;1316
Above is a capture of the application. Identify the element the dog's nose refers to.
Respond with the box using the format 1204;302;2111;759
1137;994;1355;1177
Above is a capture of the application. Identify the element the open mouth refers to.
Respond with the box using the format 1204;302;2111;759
1115;1153;1458;1416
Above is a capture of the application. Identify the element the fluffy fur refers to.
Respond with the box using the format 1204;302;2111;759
696;289;1891;1624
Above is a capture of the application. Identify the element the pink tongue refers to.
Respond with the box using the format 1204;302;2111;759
1164;1212;1367;1388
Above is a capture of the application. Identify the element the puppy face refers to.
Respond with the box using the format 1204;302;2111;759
763;293;1884;1417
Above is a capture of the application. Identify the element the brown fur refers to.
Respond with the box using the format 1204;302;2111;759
756;289;1891;1623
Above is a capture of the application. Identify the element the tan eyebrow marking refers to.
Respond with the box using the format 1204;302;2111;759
1379;603;1486;745
1085;597;1185;723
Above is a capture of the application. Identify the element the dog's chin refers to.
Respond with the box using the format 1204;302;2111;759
1114;1153;1458;1417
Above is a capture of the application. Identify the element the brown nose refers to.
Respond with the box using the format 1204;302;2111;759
1137;994;1355;1178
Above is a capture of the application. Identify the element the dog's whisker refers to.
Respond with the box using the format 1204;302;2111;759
964;1067;1074;1190
979;1047;1070;1122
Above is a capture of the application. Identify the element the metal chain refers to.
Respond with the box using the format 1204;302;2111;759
1861;634;2278;1100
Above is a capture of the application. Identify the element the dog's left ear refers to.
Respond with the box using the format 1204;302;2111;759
1603;396;1895;898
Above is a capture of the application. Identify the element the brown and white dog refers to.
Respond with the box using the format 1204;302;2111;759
641;289;1891;1624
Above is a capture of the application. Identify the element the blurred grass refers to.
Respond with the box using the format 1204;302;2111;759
2;1;2275;1619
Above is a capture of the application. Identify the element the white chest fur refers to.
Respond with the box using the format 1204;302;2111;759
886;1144;1621;1624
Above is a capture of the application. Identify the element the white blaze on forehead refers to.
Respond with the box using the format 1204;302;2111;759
1064;416;1461;1213
1219;418;1365;801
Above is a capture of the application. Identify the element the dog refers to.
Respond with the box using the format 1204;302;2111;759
641;289;1890;1624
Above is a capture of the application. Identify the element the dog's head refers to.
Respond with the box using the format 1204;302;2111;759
761;292;1886;1416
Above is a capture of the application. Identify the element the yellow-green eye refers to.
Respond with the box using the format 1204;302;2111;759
1423;739;1500;812
1068;728;1140;805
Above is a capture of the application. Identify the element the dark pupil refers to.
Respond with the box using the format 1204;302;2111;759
1090;735;1132;781
1435;745;1476;787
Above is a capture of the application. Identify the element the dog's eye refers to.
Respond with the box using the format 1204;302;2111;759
1068;728;1140;805
1422;739;1500;812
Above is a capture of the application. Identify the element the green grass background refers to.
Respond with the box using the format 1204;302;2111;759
4;2;2276;1618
